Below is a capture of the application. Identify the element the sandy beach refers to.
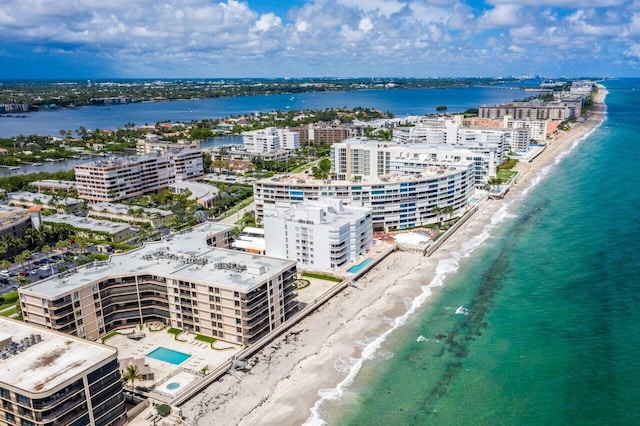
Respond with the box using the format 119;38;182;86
180;89;608;426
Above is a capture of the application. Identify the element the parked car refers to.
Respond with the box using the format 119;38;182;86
30;269;39;275
39;265;50;271
0;270;9;278
19;271;29;277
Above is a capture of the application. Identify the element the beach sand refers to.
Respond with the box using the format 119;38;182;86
180;89;607;426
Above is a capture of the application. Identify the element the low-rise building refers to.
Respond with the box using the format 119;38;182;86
87;202;174;229
136;134;201;155
264;199;373;270
9;191;84;214
30;179;77;194
43;214;135;243
0;317;126;426
19;223;298;345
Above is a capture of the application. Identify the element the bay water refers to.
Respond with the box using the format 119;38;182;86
315;79;640;425
0;85;527;138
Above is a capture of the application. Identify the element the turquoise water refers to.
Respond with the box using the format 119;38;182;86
318;79;640;425
147;347;191;365
347;258;373;274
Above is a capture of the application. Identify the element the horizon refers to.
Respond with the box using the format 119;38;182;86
1;1;638;79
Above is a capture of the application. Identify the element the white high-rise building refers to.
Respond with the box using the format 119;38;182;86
330;139;497;187
264;199;373;270
243;127;281;153
277;129;300;151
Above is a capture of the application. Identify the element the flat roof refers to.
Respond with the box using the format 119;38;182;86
10;191;83;206
0;317;116;395
89;202;173;218
21;223;294;298
0;205;29;230
45;214;132;235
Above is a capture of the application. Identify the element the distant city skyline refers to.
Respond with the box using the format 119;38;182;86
1;0;637;79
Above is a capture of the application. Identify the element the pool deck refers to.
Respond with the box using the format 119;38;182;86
103;323;241;402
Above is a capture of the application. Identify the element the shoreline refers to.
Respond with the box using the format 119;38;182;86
180;89;608;426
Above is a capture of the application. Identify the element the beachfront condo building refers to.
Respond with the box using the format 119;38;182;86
264;199;373;271
478;101;580;120
390;123;506;171
0;317;126;426
74;150;203;202
253;159;474;232
330;139;494;187
18;223;298;346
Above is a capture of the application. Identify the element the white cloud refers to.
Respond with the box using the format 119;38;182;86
478;4;521;29
624;43;640;57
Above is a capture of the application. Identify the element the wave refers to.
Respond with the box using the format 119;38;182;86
304;110;609;425
303;192;518;425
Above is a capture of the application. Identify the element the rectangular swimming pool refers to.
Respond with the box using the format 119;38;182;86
147;347;191;365
347;258;373;274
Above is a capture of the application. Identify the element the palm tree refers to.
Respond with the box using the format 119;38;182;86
121;364;141;403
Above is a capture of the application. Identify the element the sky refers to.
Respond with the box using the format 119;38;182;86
0;0;639;79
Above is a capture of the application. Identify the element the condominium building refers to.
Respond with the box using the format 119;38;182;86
243;128;280;153
19;223;298;345
264;199;373;270
254;161;474;232
330;140;495;187
0;317;126;426
74;150;203;202
289;124;363;145
277;129;300;151
478;101;580;121
390;123;506;170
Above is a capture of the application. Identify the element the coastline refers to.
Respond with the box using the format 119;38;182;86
180;88;608;426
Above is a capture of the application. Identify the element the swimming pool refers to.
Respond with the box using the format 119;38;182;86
347;258;373;274
147;347;191;365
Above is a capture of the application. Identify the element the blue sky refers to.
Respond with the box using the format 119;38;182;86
0;0;638;79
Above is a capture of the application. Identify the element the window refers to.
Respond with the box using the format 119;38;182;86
15;393;30;406
0;387;9;398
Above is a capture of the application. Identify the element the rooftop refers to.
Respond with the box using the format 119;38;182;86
9;191;83;206
21;223;294;298
0;317;116;395
0;205;30;230
45;214;132;235
169;181;219;201
89;202;173;218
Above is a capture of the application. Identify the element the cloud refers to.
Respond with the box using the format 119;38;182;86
478;4;521;29
0;0;639;77
624;43;640;57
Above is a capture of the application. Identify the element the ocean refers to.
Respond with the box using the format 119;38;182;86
312;79;640;426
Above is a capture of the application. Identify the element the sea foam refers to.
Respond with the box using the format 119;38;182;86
304;109;610;426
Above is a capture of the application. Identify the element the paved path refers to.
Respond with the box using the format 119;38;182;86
217;202;255;225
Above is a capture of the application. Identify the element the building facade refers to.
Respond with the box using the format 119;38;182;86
19;223;298;346
254;162;475;232
264;199;373;270
0;317;126;426
74;151;203;202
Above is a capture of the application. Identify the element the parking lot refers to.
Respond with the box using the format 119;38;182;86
1;250;90;295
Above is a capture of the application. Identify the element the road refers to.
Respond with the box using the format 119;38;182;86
218;202;255;225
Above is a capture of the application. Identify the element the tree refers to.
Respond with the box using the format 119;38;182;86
121;364;142;403
41;244;52;261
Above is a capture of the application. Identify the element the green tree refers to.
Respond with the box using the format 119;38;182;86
121;364;142;403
